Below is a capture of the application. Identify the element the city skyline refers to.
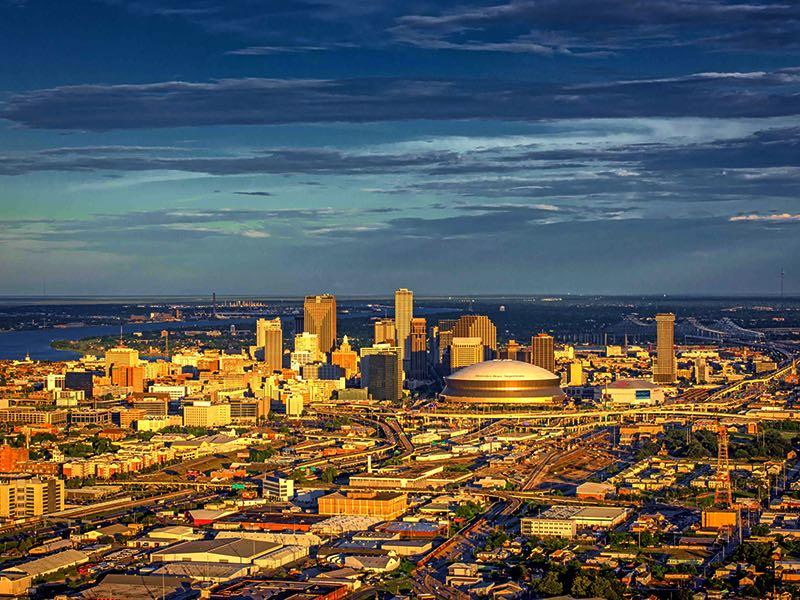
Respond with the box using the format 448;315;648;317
1;1;800;295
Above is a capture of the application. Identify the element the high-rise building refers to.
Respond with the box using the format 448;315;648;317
367;351;403;401
502;339;523;361
110;365;144;393
104;347;139;374
0;477;64;518
450;337;484;370
394;288;413;361
301;363;345;381
453;315;497;354
304;294;337;354
694;358;709;384
257;317;283;373
65;371;95;398
331;336;358;378
436;319;457;365
294;332;322;362
531;333;555;374
654;313;676;384
409;318;427;380
566;360;584;386
255;318;268;347
373;319;396;345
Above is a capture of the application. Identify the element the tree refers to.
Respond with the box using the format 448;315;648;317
320;466;338;483
571;575;592;597
537;571;563;596
751;524;770;536
454;501;483;522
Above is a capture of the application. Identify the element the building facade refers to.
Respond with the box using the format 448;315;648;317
409;317;428;380
257;317;283;373
304;295;337;354
394;288;413;361
531;333;556;374
654;313;676;384
0;477;65;519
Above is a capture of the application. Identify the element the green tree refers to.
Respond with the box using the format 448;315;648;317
537;571;563;596
571;575;592;597
320;466;338;483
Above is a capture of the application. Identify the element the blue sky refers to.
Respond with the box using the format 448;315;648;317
1;0;799;295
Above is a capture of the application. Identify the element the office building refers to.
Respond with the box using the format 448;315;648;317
260;474;295;501
0;408;68;426
373;318;396;345
111;365;144;392
104;347;139;373
132;393;170;417
283;391;304;418
394;288;413;360
367;351;403;401
501;339;523;361
566;360;584;386
520;517;577;539
450;337;484;370
294;332;322;362
256;317;283;373
531;333;555;374
182;401;232;428
435;319;457;365
304;294;337;354
654;313;676;384
65;371;95;398
331;336;358;378
694;358;709;384
453;315;497;354
0;477;65;518
301;363;344;381
409;317;427;380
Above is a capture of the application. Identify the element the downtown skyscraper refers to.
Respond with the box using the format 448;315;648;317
409;317;427;380
304;294;337;354
654;313;677;384
256;317;283;373
531;333;556;374
394;288;413;361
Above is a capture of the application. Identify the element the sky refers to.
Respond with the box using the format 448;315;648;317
1;0;799;296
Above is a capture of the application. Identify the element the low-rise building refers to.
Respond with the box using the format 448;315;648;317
318;491;407;519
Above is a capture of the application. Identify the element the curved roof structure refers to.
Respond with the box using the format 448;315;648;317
447;359;558;382
441;359;564;407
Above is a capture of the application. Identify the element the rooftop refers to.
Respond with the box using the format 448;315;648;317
448;359;557;382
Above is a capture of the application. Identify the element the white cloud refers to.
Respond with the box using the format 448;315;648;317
730;213;800;222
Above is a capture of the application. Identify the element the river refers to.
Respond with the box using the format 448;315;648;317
0;319;258;361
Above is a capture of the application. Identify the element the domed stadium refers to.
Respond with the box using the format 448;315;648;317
440;359;564;409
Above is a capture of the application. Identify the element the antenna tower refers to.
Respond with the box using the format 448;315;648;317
714;422;733;507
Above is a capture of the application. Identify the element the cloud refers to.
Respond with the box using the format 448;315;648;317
91;0;800;56
730;213;800;222
0;146;459;176
225;45;325;55
3;69;800;131
391;0;800;54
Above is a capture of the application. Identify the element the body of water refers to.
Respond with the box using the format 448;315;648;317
0;319;258;361
0;306;459;361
